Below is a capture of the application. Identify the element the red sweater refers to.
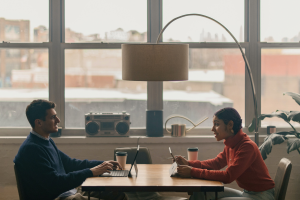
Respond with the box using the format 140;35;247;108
188;130;275;192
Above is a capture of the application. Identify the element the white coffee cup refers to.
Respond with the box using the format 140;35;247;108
187;147;198;161
116;152;127;169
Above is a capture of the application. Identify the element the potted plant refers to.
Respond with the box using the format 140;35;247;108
248;92;300;160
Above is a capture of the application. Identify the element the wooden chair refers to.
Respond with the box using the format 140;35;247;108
14;164;27;200
273;158;292;200
219;158;292;200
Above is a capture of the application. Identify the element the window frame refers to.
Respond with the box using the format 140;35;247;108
1;0;300;136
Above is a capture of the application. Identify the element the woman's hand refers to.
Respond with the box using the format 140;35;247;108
175;155;189;165
90;161;113;177
177;165;193;178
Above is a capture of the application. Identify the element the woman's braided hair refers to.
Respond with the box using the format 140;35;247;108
214;107;242;135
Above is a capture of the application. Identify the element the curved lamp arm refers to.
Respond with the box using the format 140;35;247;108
156;13;259;145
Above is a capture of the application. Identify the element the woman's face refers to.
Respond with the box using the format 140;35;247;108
211;115;234;141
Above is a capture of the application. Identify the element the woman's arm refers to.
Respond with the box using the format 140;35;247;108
188;148;227;170
190;143;257;183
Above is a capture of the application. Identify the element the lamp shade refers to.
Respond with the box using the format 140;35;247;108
122;44;189;81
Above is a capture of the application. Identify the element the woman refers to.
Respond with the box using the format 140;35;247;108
175;107;275;200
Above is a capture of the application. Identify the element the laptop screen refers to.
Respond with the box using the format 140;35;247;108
128;145;139;176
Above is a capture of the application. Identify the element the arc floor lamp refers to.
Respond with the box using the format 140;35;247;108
122;13;259;146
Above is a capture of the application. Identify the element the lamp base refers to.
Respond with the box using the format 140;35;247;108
146;110;163;137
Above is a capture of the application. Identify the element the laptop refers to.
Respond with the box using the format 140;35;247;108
100;145;139;177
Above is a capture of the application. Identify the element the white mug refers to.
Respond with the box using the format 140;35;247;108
116;152;127;169
187;147;198;161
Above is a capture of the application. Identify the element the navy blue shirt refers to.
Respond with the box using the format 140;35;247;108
14;133;103;200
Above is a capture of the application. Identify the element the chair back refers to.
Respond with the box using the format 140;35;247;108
114;147;152;164
274;158;292;200
14;164;27;200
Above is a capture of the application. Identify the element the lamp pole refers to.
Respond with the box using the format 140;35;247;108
157;14;259;145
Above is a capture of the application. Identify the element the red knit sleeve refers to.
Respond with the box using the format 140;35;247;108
190;142;257;184
188;148;227;170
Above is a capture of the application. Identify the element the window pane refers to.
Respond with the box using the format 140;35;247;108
65;0;147;43
163;49;245;128
65;49;146;128
261;49;300;127
261;0;300;42
0;0;49;42
0;49;49;127
163;0;244;42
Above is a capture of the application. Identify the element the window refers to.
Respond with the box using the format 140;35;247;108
163;49;245;128
1;1;299;135
65;0;147;43
163;0;244;42
0;0;49;43
261;49;300;127
261;0;300;42
65;49;146;128
0;48;49;127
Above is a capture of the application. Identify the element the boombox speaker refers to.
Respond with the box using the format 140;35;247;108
85;112;130;137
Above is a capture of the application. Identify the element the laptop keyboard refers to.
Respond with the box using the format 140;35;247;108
110;170;129;177
100;170;129;177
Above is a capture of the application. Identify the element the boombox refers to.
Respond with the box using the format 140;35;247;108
85;112;130;137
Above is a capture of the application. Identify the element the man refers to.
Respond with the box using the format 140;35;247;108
14;99;125;200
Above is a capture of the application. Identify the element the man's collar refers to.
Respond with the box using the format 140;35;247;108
31;129;50;141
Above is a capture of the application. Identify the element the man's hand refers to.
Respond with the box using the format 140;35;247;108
107;160;123;170
90;162;113;177
177;165;192;178
174;155;189;165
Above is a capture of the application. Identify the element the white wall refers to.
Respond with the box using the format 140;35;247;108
0;136;299;200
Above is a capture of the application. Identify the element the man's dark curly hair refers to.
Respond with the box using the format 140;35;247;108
26;99;56;128
214;107;242;135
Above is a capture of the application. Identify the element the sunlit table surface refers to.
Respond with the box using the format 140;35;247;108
82;164;224;200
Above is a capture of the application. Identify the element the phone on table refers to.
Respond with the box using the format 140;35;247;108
169;147;180;166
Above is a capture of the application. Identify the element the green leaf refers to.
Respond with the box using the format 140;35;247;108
259;138;272;160
248;118;257;132
259;133;286;160
248;112;289;132
248;115;266;132
283;92;300;106
287;111;300;123
287;138;300;154
271;132;289;141
276;110;290;116
276;131;294;136
260;112;289;122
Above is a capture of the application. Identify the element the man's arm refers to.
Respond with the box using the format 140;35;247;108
22;145;95;199
58;150;103;173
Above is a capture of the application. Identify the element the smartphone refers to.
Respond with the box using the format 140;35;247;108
169;147;180;166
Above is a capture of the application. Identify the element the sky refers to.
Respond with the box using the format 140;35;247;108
0;0;300;42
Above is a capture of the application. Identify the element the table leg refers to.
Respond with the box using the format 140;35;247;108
88;191;90;200
215;191;218;200
204;191;207;200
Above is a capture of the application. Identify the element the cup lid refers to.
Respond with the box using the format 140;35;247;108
187;147;198;151
116;152;127;156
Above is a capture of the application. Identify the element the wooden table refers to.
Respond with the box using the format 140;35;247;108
82;164;224;200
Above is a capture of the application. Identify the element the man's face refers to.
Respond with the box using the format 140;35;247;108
39;108;60;134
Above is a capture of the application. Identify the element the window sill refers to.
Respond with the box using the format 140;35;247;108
0;134;268;144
